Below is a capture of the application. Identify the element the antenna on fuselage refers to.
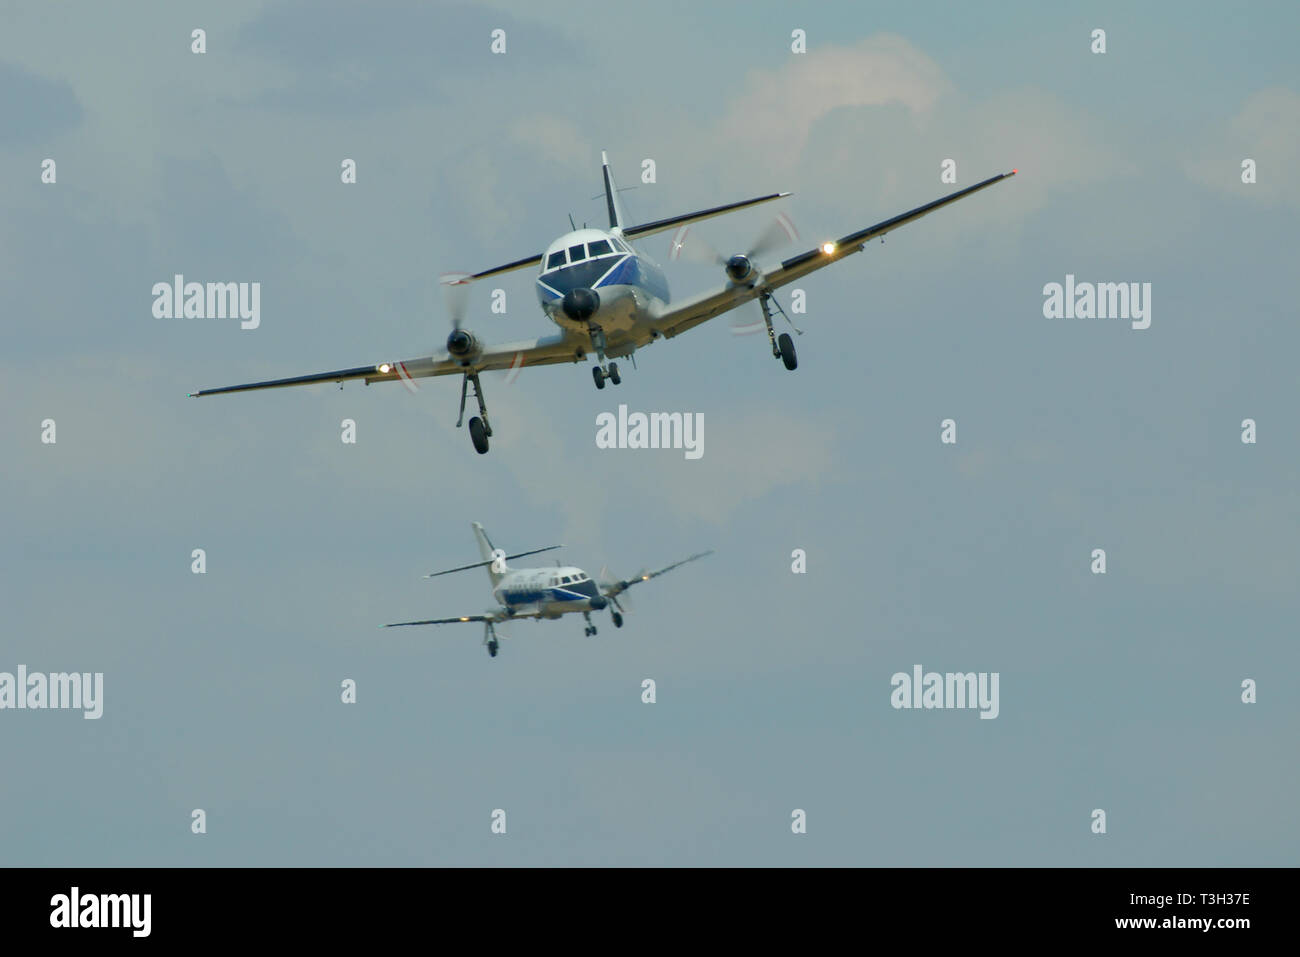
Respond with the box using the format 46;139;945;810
568;213;577;231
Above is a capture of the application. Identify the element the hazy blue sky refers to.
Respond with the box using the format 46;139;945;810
2;0;1296;865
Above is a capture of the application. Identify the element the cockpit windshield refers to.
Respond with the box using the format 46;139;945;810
543;237;626;274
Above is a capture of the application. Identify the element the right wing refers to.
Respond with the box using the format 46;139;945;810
603;550;714;599
649;171;1017;341
189;334;585;397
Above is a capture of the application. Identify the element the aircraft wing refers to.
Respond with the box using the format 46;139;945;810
383;615;494;628
603;550;713;599
650;171;1017;340
189;334;584;397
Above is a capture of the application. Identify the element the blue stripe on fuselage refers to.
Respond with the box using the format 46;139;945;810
503;586;595;608
535;253;671;306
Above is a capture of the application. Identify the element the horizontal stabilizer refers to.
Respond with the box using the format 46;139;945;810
622;195;790;241
424;544;563;579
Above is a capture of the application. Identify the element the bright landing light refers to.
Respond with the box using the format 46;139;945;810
822;242;836;254
378;363;392;373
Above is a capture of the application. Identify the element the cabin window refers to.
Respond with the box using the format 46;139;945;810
546;250;566;270
588;239;613;257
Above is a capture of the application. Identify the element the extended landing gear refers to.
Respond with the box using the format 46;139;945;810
483;621;500;658
611;611;624;628
777;333;797;370
588;323;623;388
583;611;598;637
592;362;621;389
468;417;489;454
759;292;800;371
457;371;493;454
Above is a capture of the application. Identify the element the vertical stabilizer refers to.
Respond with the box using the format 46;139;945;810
472;522;506;586
601;151;626;232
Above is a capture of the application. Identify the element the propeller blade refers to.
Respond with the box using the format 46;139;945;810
668;225;724;266
439;272;472;330
729;302;768;336
746;211;798;260
597;565;633;613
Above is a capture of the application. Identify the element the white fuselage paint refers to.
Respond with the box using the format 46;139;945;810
491;564;605;620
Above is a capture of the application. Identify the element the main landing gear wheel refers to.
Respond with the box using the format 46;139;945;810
607;362;621;386
611;611;623;628
777;333;798;371
592;366;606;389
458;371;495;454
487;639;499;657
468;416;490;454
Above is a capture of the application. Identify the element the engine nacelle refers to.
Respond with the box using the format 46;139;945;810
725;254;758;284
446;328;482;361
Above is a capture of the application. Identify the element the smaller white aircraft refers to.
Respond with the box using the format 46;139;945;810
385;522;712;657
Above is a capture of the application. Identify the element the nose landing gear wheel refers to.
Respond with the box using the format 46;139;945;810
592;366;606;389
487;639;499;657
607;362;621;385
468;416;490;454
777;333;798;371
611;611;623;628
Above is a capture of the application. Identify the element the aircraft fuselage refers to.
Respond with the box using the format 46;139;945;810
535;227;670;341
493;564;606;619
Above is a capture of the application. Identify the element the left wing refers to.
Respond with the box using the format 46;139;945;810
649;171;1017;340
384;615;493;628
190;334;585;397
602;550;714;600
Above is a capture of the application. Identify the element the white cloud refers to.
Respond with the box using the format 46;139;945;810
1185;87;1300;208
717;34;951;177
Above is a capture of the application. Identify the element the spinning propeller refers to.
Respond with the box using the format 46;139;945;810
669;214;799;334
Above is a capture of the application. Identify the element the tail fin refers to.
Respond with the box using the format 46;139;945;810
601;151;626;232
472;522;506;586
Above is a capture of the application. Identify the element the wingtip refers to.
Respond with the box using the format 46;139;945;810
1009;168;1018;176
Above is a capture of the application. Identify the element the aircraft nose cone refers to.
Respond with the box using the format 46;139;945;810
589;596;608;610
561;287;600;321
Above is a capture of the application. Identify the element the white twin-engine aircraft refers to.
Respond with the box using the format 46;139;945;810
191;153;1016;454
385;522;711;657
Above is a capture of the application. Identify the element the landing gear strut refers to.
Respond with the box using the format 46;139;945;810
457;370;493;454
483;621;500;657
588;323;623;388
583;611;598;637
759;292;800;371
